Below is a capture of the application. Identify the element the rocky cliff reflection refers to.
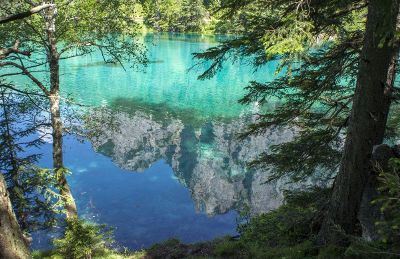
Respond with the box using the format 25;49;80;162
86;102;294;216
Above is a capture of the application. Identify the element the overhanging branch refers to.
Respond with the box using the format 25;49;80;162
0;3;54;24
0;61;50;96
0;40;31;59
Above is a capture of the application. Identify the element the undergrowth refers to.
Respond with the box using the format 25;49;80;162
33;159;400;258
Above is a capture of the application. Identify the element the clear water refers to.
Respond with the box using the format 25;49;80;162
59;33;279;119
15;34;288;250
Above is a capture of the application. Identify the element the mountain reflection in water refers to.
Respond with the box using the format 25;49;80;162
21;33;296;250
86;102;295;216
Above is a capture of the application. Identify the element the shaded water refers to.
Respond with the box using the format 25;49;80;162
17;34;290;250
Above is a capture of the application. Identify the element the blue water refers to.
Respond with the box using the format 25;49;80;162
32;137;238;250
9;33;284;250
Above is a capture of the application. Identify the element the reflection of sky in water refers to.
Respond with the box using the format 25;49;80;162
32;136;238;250
18;33;286;250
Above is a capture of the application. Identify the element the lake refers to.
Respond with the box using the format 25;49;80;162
18;33;291;250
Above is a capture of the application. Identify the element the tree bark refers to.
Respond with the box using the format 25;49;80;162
0;40;31;60
0;4;54;24
45;4;77;219
0;174;31;259
318;0;400;244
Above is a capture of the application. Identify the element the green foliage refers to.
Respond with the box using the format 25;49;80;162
317;245;347;258
210;163;400;258
0;0;147;75
141;0;209;32
194;0;368;183
146;238;215;258
53;218;114;259
214;238;317;258
32;249;146;259
239;188;329;246
0;89;62;231
238;205;315;247
214;188;330;258
344;239;399;259
212;185;400;258
373;158;400;247
213;238;244;257
180;0;208;32
141;0;182;32
0;0;148;226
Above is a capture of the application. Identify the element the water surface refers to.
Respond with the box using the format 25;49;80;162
20;34;288;250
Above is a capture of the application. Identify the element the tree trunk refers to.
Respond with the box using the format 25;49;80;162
45;4;77;219
318;0;400;244
0;174;31;259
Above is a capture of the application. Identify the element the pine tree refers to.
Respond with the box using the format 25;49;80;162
0;86;60;232
195;0;400;244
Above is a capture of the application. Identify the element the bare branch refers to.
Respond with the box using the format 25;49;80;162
0;3;54;24
0;82;46;97
0;61;50;96
0;40;31;60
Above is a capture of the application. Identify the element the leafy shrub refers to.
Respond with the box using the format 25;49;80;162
54;218;113;259
213;237;246;258
214;188;330;258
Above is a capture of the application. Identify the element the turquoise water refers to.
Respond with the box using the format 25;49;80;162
59;33;278;119
12;34;286;250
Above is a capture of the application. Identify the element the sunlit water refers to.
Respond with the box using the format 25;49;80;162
14;34;289;250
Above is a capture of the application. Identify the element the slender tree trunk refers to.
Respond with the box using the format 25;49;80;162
0;174;31;259
318;0;400;244
45;4;77;219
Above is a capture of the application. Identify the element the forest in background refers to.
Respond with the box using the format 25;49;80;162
136;0;242;34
